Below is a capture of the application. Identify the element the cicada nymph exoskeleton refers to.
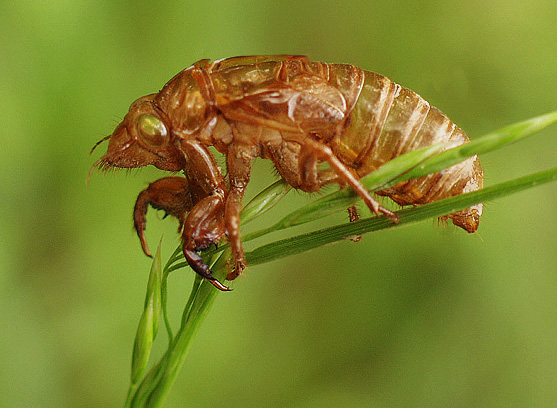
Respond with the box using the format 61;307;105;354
92;55;483;290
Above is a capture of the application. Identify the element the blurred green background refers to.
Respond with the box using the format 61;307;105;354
1;1;556;407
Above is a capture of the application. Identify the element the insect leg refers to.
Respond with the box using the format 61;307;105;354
181;194;230;291
298;144;366;240
298;143;339;192
224;143;260;281
133;177;193;257
347;205;360;222
178;140;231;289
301;139;399;222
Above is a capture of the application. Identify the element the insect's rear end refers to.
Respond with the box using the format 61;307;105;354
329;68;483;232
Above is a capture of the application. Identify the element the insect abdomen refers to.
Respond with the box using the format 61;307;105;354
333;68;483;232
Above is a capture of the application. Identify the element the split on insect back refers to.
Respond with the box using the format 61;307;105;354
90;55;483;291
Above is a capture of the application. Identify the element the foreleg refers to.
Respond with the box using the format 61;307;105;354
178;140;231;290
133;177;193;257
181;194;229;291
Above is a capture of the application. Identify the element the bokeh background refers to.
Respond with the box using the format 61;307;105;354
1;1;556;407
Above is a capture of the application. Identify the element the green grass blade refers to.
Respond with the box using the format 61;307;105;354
127;249;229;408
125;242;163;407
396;110;557;183
246;167;557;266
131;251;229;407
131;242;162;382
241;180;292;225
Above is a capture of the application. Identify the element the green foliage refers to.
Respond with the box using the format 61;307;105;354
3;2;556;407
127;242;162;402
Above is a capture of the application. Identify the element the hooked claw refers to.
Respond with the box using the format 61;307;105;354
137;229;153;258
133;188;153;257
207;278;232;291
133;177;194;258
132;176;230;291
183;242;231;291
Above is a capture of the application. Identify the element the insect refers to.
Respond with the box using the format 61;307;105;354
91;55;483;291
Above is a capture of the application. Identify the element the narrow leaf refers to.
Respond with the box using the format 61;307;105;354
130;241;162;384
246;168;557;265
130;250;230;407
131;308;155;385
395;110;557;183
241;179;292;225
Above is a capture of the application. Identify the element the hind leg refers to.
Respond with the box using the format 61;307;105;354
299;139;399;222
298;144;368;241
346;205;362;242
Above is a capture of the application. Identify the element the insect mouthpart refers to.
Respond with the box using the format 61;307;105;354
86;143;132;183
87;128;138;183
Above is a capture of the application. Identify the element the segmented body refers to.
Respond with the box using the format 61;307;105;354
96;55;483;290
162;55;483;230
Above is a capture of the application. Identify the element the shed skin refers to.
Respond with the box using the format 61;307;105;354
93;55;483;290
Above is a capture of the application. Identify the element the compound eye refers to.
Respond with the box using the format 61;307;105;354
137;114;168;148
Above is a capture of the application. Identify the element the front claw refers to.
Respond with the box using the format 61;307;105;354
133;177;194;257
208;277;232;292
133;188;154;257
181;194;229;290
138;229;153;258
183;242;231;291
